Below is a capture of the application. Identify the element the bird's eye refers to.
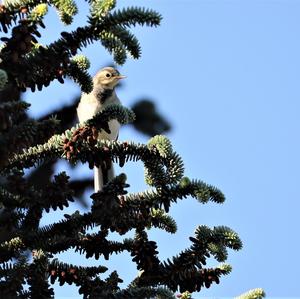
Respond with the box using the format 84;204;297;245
106;73;111;78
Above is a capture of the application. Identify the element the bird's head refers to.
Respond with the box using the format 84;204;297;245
93;67;126;89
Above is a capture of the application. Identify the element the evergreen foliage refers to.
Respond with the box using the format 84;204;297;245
0;0;260;298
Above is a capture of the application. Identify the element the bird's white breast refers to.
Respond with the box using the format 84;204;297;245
77;92;120;140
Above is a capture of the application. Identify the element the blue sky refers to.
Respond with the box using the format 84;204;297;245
24;0;300;297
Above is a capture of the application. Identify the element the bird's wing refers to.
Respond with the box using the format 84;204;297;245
77;94;100;123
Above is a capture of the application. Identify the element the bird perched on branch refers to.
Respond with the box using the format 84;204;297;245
77;67;125;192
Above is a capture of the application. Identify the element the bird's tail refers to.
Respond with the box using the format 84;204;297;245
94;166;103;192
94;165;115;192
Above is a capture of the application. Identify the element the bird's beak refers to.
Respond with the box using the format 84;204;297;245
115;75;126;79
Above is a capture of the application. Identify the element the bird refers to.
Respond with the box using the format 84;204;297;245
77;67;126;192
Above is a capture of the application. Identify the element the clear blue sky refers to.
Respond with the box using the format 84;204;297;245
25;0;300;297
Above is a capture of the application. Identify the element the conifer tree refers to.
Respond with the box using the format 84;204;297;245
0;0;257;298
